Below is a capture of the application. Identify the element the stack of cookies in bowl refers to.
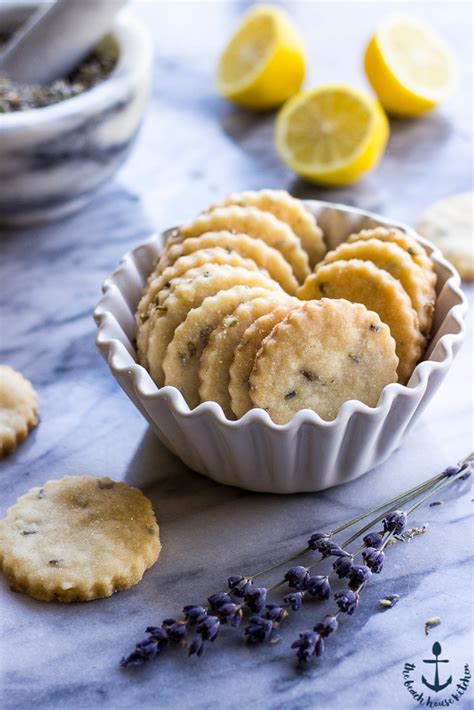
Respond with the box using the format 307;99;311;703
135;190;436;424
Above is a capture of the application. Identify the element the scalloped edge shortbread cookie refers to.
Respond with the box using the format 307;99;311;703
138;263;226;368
179;206;310;282
416;192;473;280
199;293;293;418
153;232;298;294
0;476;161;602
136;249;262;364
147;265;282;386
347;226;436;287
0;365;38;458
250;300;398;424
163;286;280;409
137;247;262;325
320;238;435;334
209;190;326;267
297;260;424;385
229;302;299;418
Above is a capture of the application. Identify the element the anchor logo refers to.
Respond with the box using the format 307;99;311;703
421;642;452;693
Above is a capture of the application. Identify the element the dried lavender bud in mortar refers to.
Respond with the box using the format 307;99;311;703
363;531;384;549
283;591;304;611
284;566;310;590
333;555;354;578
244;587;267;613
244;616;273;644
304;575;331;600
362;547;385;573
335;589;359;615
383;511;408;535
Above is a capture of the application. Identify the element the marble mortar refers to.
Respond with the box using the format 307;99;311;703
0;3;153;227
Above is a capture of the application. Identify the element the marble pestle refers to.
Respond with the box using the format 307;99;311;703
0;0;128;85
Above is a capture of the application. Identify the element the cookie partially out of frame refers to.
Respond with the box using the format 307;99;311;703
0;476;161;602
416;192;473;280
0;365;38;458
250;300;398;423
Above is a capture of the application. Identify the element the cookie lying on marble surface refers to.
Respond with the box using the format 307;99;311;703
0;476;161;602
0;365;38;458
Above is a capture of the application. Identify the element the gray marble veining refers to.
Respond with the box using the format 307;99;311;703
0;2;473;709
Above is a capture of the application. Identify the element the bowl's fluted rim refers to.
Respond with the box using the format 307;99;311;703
94;200;467;432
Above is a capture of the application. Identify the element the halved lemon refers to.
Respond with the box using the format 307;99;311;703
275;84;389;186
364;16;457;117
216;5;305;111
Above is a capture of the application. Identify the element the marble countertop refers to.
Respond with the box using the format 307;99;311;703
1;2;472;709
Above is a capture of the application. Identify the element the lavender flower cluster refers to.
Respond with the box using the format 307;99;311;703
121;510;408;668
288;514;409;665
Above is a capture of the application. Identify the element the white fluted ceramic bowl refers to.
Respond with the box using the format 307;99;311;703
94;200;467;493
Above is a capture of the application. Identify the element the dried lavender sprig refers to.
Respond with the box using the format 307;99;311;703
235;456;471;604
252;456;470;583
294;457;472;665
223;463;469;636
251;480;435;584
340;451;472;547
